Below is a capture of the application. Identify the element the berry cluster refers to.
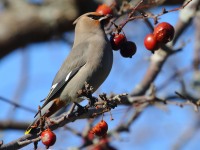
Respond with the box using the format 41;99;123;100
96;4;175;55
91;120;108;137
144;22;175;52
96;4;137;58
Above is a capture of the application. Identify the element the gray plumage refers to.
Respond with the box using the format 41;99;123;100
51;12;113;105
25;12;113;134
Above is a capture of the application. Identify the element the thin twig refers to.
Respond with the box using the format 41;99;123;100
0;96;36;113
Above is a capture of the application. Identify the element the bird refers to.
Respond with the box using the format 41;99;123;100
25;12;113;134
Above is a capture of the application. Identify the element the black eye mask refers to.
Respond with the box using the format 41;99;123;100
87;14;104;20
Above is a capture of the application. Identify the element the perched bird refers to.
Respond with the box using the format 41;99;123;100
25;12;113;134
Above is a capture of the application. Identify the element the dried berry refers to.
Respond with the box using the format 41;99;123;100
120;41;137;58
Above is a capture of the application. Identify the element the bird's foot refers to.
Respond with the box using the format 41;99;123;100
77;82;97;108
85;96;98;108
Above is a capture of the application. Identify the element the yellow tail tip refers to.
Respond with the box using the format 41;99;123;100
25;129;32;135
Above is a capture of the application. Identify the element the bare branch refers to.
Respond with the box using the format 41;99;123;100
0;96;36;113
1;88;200;149
0;121;29;130
0;0;98;58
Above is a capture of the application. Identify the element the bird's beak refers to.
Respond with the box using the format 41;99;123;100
99;14;112;22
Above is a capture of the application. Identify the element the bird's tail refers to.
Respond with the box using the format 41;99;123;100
25;117;40;135
25;99;64;134
25;127;33;135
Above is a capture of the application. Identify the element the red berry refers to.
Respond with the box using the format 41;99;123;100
144;33;159;51
87;132;95;141
120;41;137;58
41;129;56;148
110;34;127;50
92;145;104;150
96;4;112;15
91;120;108;137
153;22;175;43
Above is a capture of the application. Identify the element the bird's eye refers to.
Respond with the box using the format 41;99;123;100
87;14;104;20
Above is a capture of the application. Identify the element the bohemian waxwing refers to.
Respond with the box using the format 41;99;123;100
25;12;113;134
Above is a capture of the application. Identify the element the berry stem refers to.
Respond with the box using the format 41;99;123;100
109;111;114;121
101;113;104;121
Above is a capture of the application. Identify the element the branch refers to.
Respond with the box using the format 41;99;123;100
0;0;98;59
2;88;200;149
0;96;36;113
0;93;126;149
9;49;29;118
131;0;198;96
0;121;29;130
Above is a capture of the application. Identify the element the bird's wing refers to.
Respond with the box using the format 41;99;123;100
35;42;89;117
45;66;84;105
34;65;84;118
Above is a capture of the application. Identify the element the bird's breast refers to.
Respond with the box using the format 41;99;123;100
60;36;113;103
86;40;113;91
